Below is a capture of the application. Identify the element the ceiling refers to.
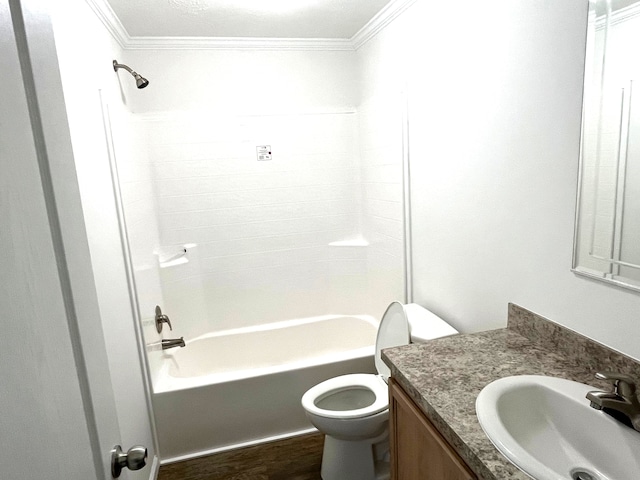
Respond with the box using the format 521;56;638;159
105;0;394;39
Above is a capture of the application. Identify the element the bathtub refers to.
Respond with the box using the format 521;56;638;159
152;314;377;462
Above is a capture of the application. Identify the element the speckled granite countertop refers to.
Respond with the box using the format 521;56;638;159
381;304;640;480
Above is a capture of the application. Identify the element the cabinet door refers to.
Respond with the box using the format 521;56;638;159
389;378;476;480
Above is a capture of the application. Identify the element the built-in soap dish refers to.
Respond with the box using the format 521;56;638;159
155;243;196;268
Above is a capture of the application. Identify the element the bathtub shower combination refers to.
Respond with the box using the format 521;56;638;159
109;66;410;462
153;315;378;460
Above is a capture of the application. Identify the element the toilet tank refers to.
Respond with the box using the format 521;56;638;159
404;303;458;343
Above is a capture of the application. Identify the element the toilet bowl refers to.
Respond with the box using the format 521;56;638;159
301;302;458;480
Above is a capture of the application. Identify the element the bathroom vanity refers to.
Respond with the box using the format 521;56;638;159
383;304;640;480
389;377;475;479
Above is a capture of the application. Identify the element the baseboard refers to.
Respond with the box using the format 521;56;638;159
160;427;319;465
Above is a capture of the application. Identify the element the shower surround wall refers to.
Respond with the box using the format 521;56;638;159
357;80;406;309
115;48;406;353
141;110;369;339
110;110;166;380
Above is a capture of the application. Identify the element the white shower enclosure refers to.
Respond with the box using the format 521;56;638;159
114;101;407;370
98;42;411;460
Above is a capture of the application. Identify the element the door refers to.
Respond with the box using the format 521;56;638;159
0;1;156;478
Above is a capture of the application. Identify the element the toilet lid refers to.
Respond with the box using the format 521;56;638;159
375;302;410;379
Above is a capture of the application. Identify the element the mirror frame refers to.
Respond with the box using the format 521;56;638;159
572;0;640;293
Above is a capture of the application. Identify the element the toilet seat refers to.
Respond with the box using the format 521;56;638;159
374;302;410;381
302;302;412;421
301;373;388;420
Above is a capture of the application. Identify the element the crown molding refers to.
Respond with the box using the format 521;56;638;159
594;1;640;30
351;0;419;50
124;36;354;51
135;107;357;123
610;1;640;26
84;0;130;48
85;0;414;51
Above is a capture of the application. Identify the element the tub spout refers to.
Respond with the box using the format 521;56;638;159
162;337;185;350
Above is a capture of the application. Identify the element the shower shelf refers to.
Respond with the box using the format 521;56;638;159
156;243;197;268
328;238;369;247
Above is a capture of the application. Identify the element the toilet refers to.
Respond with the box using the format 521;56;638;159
301;302;458;480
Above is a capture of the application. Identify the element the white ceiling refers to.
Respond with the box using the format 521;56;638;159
105;0;394;39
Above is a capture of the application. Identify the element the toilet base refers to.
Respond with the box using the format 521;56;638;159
320;434;390;480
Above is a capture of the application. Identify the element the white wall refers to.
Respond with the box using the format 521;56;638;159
358;0;640;360
122;49;358;114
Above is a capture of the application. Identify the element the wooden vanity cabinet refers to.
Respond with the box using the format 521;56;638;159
389;378;477;480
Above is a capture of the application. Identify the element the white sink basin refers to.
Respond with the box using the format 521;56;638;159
476;375;640;480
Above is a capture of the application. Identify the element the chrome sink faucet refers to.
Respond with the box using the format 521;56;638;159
586;371;640;432
161;337;185;350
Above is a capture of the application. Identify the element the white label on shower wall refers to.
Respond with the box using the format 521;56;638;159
256;145;272;161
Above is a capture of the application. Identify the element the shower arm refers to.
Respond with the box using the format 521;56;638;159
113;60;149;89
113;60;136;75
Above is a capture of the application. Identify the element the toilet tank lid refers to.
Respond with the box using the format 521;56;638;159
405;303;458;342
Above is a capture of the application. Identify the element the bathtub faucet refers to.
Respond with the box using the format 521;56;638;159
162;337;186;350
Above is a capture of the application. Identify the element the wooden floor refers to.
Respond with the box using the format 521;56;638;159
157;433;324;480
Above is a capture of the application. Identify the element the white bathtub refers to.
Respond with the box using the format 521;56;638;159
152;315;377;462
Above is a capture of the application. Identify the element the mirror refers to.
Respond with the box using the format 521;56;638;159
573;0;640;291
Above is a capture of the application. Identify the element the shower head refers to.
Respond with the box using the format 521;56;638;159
113;60;149;89
135;74;150;89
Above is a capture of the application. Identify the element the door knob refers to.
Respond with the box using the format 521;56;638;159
111;444;147;478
